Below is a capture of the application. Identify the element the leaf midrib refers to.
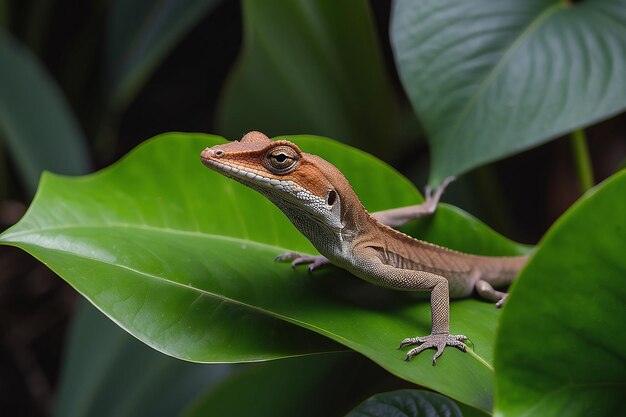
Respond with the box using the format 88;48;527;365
0;222;305;255
441;3;565;145
6;224;351;344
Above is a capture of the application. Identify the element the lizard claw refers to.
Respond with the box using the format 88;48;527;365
400;333;468;365
495;294;508;308
275;252;330;272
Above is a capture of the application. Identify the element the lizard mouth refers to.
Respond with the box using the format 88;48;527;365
200;150;328;211
200;150;293;191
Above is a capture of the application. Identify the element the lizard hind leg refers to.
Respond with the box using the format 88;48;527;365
475;279;508;308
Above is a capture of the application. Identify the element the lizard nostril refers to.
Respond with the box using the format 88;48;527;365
214;149;225;157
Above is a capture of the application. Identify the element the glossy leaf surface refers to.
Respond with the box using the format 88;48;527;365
0;30;90;193
218;0;397;157
391;0;626;183
0;133;529;411
494;169;626;417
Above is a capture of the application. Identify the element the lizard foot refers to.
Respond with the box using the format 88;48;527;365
399;333;468;365
422;176;456;214
275;252;330;272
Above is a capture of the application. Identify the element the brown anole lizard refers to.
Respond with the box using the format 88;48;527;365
200;131;528;364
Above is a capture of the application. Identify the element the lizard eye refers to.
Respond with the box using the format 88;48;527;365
274;153;288;163
265;146;299;174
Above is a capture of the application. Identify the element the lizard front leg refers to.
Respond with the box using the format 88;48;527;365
358;255;468;364
275;252;330;272
371;176;455;228
279;176;455;271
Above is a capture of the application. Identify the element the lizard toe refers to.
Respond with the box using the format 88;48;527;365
276;252;330;272
399;336;427;349
496;294;508;308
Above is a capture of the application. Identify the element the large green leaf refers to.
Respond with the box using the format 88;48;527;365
0;30;90;193
54;301;234;417
0;133;528;411
106;0;221;110
391;0;626;183
217;0;398;157
2;133;339;362
494;169;626;416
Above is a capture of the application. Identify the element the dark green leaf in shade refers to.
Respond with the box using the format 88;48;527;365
0;30;90;193
345;389;462;417
494;169;626;417
217;0;398;157
182;354;352;417
54;301;234;417
106;0;221;110
391;0;626;183
0;133;530;411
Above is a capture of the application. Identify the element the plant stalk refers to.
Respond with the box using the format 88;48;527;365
569;129;594;193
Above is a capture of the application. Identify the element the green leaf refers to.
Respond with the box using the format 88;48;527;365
0;30;90;193
2;132;339;361
0;133;528;411
217;0;398;157
54;301;234;417
345;389;462;417
391;0;626;184
494;169;626;417
106;0;221;110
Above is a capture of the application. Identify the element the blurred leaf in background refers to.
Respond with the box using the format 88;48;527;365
345;389;463;417
54;302;233;417
105;0;222;113
182;353;374;417
0;30;90;194
391;0;626;183
217;0;400;158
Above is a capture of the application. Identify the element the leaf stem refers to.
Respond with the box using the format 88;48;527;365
569;129;594;193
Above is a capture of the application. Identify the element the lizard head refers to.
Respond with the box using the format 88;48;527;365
200;131;353;232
